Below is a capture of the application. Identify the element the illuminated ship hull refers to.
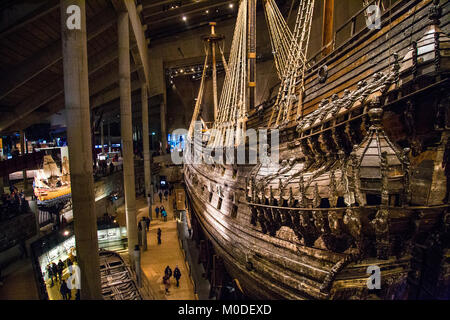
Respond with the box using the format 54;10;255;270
34;185;71;207
33;154;71;210
184;0;450;300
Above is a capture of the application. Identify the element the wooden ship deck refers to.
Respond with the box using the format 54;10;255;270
184;0;450;300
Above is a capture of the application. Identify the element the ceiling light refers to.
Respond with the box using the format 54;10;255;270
182;16;187;21
205;10;209;13
229;3;234;8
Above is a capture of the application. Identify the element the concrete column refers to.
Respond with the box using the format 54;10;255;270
100;121;104;153
20;130;28;191
118;11;138;264
160;101;167;153
141;84;151;201
107;120;111;152
0;173;4;194
60;0;102;300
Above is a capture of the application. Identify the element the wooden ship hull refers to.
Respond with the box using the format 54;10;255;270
184;0;450;300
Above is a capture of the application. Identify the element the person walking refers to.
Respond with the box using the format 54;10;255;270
158;191;163;203
47;264;54;287
52;262;59;283
173;265;181;288
162;208;167;222
145;217;150;231
164;189;169;201
155;206;160;219
57;259;65;282
138;222;142;246
157;228;162;245
164;265;172;280
60;280;69;300
163;275;170;295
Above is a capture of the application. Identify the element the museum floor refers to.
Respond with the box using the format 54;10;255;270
117;194;196;300
0;193;197;300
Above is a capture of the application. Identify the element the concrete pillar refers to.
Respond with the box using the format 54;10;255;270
118;11;138;264
140;220;147;251
133;245;141;287
100;121;104;153
160;101;167;153
108;120;111;152
141;84;151;202
20;130;28;191
60;0;102;300
0;173;4;194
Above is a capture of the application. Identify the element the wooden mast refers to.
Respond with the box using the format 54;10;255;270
204;22;224;124
210;22;219;121
322;0;334;56
247;0;257;135
248;0;257;111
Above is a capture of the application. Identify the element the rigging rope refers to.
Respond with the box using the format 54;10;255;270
211;0;248;148
188;44;210;139
266;0;315;128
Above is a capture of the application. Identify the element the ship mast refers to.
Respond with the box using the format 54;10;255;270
206;22;225;122
248;0;257;116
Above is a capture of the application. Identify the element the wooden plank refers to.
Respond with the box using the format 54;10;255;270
121;0;152;95
0;0;59;39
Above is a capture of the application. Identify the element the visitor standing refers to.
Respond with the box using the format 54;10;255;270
173;266;181;288
157;228;162;245
158;191;163;203
162;208;167;222
164;189;169;201
155;206;160;219
163;275;170;295
57;259;65;281
164;265;172;279
47;264;54;287
52;262;59;282
60;280;69;300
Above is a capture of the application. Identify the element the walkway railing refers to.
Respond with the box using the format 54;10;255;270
176;211;200;300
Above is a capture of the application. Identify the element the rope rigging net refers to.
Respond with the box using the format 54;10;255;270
210;0;248;148
266;0;315;128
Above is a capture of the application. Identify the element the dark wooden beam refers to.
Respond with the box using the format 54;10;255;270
0;6;116;100
0;0;60;39
0;37;122;133
145;0;232;26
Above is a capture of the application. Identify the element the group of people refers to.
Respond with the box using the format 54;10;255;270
93;159;115;177
158;190;169;202
154;205;168;222
0;186;29;221
46;259;70;287
163;265;182;295
45;258;79;300
139;216;151;231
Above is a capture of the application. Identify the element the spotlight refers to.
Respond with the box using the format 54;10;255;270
229;3;234;8
63;230;70;236
180;69;184;73
205;10;209;13
182;16;187;21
